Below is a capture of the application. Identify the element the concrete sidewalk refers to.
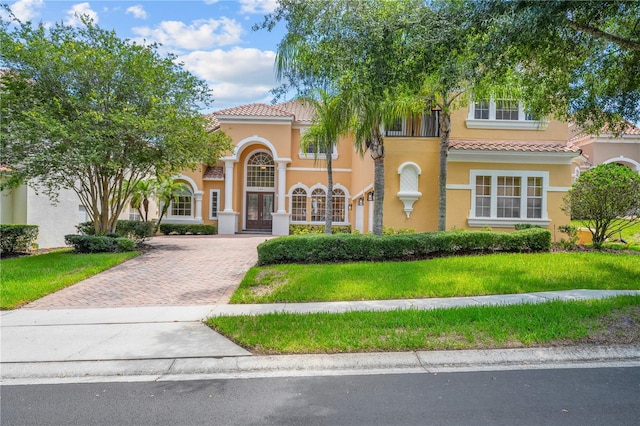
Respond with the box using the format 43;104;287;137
2;290;639;385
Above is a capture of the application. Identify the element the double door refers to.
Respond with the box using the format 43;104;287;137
246;192;274;230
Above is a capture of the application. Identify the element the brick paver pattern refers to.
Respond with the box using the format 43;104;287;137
25;235;269;309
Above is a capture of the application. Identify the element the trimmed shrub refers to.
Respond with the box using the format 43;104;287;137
257;228;551;266
64;234;137;253
289;224;351;235
77;220;156;242
159;224;217;235
0;224;39;254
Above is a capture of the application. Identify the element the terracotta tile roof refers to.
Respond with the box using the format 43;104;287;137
203;165;224;179
274;101;315;124
205;100;315;130
569;120;640;141
0;164;12;172
449;139;580;153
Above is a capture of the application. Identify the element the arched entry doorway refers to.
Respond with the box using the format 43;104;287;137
245;151;275;230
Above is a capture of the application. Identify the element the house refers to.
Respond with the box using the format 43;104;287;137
569;121;640;179
166;99;581;241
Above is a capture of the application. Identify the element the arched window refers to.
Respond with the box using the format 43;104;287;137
311;188;326;222
291;188;307;222
171;185;193;217
247;152;275;188
331;188;346;222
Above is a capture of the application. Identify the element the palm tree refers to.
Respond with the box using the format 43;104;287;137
129;179;155;222
155;178;189;227
300;89;352;233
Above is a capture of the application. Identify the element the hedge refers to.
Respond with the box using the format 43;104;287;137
0;224;39;254
257;228;551;266
65;234;137;253
77;220;155;242
159;224;217;235
289;224;351;235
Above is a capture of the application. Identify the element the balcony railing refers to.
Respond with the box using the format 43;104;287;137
384;111;440;138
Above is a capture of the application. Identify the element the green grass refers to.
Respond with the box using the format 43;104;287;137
572;219;640;248
230;252;640;304
0;249;140;309
208;296;640;354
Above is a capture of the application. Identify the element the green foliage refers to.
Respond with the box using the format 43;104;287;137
65;234;137;253
557;225;579;250
78;220;155;242
474;1;640;131
289;224;351;235
563;164;640;248
382;226;416;235
513;224;542;230
257;228;551;266
0;17;232;235
159;224;217;235
0;224;39;254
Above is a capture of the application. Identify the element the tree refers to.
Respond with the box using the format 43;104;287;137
0;15;232;235
474;0;640;134
263;0;427;235
562;164;640;248
300;89;352;233
128;179;156;222
155;178;189;228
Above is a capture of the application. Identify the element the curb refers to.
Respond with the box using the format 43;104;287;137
3;345;640;386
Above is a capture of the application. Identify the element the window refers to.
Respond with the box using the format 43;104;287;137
306;143;328;155
171;186;192;217
78;205;89;223
385;117;405;136
475;176;491;217
291;188;307;222
474;100;489;119
495;99;519;120
209;190;219;219
470;171;549;226
129;207;141;221
246;152;275;188
311;188;326;222
331;189;346;222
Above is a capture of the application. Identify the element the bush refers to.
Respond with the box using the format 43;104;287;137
257;228;551;265
289;224;351;235
77;220;156;242
0;224;39;254
514;224;542;230
64;234;137;253
159;224;217;235
557;224;579;250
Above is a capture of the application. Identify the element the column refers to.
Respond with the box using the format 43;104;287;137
194;191;204;222
276;160;287;213
224;159;234;212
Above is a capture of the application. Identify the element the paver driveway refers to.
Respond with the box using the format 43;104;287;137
25;235;269;309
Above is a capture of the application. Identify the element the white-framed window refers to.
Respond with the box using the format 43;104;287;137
331;188;346;222
467;98;545;130
78;205;89;223
209;189;220;220
291;187;308;222
246;152;275;188
170;186;193;217
298;142;338;160
469;170;550;227
129;207;141;221
311;188;326;222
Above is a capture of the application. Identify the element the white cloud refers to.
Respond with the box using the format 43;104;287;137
132;18;243;51
239;0;278;15
4;0;44;22
178;47;278;108
64;2;99;26
126;5;147;20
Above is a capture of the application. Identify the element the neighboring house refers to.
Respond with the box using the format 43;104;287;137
0;169;156;248
168;99;580;241
569;121;640;180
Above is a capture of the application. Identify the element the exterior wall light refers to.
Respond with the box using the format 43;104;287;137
367;192;374;202
357;197;365;206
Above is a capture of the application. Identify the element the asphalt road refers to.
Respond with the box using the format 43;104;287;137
3;367;639;425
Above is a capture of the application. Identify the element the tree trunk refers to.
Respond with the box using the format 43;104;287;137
370;127;385;235
325;151;333;234
437;111;451;231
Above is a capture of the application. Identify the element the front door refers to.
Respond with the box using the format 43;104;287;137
246;192;274;230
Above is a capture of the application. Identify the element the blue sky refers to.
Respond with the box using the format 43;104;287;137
2;0;286;111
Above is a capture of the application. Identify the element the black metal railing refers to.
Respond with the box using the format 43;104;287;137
384;111;440;138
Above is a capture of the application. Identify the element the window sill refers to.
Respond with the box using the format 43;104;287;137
467;217;551;228
163;217;204;225
465;119;548;130
298;153;339;160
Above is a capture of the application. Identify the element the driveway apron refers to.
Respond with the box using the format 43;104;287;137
24;235;269;309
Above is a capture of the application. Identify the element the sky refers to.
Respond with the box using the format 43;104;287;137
2;0;287;112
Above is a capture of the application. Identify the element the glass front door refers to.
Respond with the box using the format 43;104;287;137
246;192;274;230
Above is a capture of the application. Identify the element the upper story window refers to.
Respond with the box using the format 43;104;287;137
467;98;547;130
246;152;275;188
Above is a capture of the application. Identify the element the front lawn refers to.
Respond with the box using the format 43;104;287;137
0;249;140;309
208;295;640;354
230;252;640;304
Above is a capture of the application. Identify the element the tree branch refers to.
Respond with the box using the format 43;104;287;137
567;19;640;52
